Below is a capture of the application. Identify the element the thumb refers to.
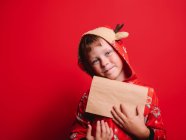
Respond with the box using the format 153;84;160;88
136;105;143;117
86;124;94;140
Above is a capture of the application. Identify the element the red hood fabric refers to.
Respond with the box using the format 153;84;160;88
111;40;138;83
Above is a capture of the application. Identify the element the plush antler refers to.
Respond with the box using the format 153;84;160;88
114;24;124;33
114;23;129;40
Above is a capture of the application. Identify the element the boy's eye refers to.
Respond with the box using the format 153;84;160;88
91;59;99;65
105;50;113;56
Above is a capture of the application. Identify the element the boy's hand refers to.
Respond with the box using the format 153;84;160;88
111;104;150;139
86;120;113;140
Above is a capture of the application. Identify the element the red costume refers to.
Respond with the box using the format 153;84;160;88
69;25;166;140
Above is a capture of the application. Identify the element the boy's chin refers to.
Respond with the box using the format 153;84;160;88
96;74;119;81
105;74;124;81
104;75;117;80
96;75;115;80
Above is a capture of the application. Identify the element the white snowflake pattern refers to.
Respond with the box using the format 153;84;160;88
151;107;161;118
70;133;77;139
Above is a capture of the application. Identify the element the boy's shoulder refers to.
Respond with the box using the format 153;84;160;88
132;80;155;91
132;81;157;98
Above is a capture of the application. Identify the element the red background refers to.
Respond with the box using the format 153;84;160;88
1;0;186;139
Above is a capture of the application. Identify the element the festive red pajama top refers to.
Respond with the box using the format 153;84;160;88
69;27;166;140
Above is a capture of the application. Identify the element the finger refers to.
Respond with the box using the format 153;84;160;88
112;117;123;128
109;128;114;139
105;122;110;134
111;108;125;126
104;122;114;140
86;124;93;139
111;108;123;125
101;120;106;138
96;121;101;138
112;106;127;123
120;104;130;118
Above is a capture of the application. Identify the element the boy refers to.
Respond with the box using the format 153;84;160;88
69;24;166;140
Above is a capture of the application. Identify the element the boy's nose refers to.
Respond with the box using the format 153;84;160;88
100;57;109;68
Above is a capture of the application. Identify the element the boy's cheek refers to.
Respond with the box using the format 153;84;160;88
92;67;102;76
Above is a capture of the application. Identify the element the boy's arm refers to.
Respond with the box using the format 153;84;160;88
145;88;166;140
69;92;93;140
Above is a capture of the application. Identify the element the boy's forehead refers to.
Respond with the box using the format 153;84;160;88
89;38;110;48
86;39;102;52
90;40;102;47
86;39;113;55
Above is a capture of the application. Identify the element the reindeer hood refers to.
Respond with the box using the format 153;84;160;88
78;24;138;83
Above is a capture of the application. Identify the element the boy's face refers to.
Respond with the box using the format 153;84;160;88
86;38;126;81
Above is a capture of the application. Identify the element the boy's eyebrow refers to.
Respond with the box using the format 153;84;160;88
91;41;102;47
86;41;102;52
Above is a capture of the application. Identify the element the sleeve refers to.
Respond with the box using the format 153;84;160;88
69;91;94;140
145;88;166;140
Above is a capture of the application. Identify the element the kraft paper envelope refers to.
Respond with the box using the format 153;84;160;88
85;76;148;118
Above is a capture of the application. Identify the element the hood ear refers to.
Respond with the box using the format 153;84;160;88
114;24;124;33
115;32;129;40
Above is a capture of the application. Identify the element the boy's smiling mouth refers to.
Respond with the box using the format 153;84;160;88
103;66;115;74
